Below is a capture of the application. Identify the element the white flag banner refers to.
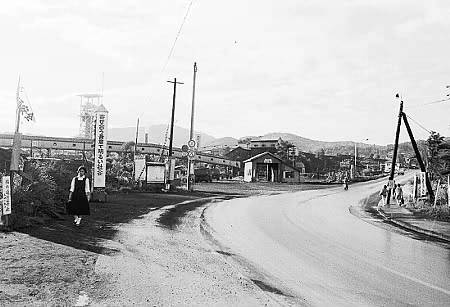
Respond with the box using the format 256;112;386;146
94;105;108;188
2;176;12;215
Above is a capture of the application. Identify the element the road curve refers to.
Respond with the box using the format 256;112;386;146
205;178;450;306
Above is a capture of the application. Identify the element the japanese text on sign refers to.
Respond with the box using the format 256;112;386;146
94;108;108;188
2;176;12;215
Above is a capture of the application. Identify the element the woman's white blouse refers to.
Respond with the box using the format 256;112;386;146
69;175;90;193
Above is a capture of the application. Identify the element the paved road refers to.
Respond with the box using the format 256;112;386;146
205;178;450;306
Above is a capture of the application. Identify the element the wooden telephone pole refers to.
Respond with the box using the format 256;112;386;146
166;78;183;188
187;62;198;191
2;77;21;227
387;95;434;204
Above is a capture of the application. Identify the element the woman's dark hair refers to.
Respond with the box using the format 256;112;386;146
77;166;87;173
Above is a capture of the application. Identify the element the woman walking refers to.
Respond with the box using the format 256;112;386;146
67;166;91;226
379;185;388;207
395;184;404;206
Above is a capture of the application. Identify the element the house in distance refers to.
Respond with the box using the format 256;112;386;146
243;152;305;183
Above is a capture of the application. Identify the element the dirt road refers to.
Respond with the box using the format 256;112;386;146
0;182;329;306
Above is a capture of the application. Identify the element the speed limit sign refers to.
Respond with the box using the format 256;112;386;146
188;139;196;148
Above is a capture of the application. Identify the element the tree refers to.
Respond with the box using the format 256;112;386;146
427;131;445;179
275;139;295;161
238;137;252;148
106;141;137;187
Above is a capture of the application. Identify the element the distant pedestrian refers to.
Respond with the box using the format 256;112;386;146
395;184;403;206
343;177;348;190
379;185;388;207
67;166;91;226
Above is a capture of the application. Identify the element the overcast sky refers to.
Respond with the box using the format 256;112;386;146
0;0;449;145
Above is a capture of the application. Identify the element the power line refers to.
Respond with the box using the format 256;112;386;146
405;114;431;134
139;0;196;143
162;0;195;72
409;97;450;109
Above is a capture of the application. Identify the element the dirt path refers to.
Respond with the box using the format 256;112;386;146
94;196;278;306
1;182;328;305
0;192;213;306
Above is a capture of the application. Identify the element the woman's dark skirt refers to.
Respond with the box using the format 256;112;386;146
66;194;90;215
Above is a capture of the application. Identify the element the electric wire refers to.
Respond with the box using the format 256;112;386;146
405;114;432;134
139;0;196;150
408;97;450;109
162;0;195;73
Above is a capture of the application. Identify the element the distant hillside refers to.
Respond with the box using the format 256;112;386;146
108;125;216;148
241;132;382;155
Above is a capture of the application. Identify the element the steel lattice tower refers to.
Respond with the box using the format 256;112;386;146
78;94;102;138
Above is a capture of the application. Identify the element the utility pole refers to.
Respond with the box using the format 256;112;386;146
187;63;197;191
401;113;434;199
4;77;22;227
167;78;183;189
132;117;139;181
387;98;403;205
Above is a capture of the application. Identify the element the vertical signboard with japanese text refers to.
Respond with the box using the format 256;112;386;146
2;176;12;215
419;172;427;197
94;105;108;188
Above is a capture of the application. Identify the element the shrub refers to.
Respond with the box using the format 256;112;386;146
8;159;92;229
422;206;450;222
10;162;57;228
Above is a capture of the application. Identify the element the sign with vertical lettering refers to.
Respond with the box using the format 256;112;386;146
2;176;12;215
94;105;108;188
419;172;427;196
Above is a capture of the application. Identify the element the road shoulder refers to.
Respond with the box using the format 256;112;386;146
94;197;280;306
349;190;450;244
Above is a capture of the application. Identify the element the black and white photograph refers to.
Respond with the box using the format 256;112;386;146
0;1;449;306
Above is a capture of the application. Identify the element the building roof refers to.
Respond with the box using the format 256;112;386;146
250;139;279;143
244;151;305;172
228;145;251;152
243;151;283;163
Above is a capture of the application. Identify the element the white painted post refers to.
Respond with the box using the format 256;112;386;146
434;179;441;208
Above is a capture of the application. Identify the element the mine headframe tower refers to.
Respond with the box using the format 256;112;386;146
78;94;102;139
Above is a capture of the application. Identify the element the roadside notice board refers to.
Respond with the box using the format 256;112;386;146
146;163;166;184
1;176;12;215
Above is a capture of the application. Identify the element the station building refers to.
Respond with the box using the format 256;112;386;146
243;152;305;183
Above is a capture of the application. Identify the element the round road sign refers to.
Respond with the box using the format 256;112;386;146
188;139;196;148
188;151;195;158
181;145;189;152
